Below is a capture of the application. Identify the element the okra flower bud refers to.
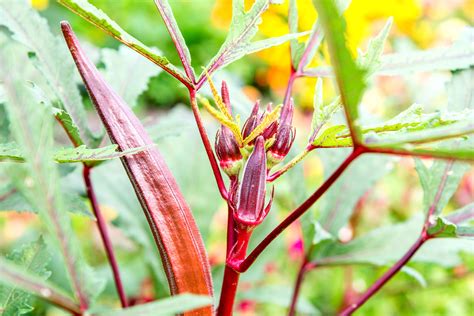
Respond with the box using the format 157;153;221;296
215;81;242;177
233;136;273;226
215;126;242;177
241;101;262;143
262;103;278;140
268;99;296;165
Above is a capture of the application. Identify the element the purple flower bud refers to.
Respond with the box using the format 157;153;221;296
234;136;273;226
262;103;278;140
241;101;261;142
280;98;294;127
215;126;242;177
268;99;296;164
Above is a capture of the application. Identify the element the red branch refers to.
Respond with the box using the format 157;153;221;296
339;160;455;315
83;166;128;308
229;147;364;273
189;90;228;200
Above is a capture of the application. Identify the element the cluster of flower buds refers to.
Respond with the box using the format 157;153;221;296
214;81;296;227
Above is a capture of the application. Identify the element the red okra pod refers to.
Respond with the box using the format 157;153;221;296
61;22;213;314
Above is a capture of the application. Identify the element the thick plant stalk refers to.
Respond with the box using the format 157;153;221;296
61;22;213;314
218;228;252;316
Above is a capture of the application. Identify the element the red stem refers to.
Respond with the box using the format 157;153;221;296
283;69;298;106
226;205;236;257
226;178;238;256
153;0;196;84
189;90;228;200
230;146;364;272
296;26;323;74
339;233;429;316
217;227;253;316
339;160;454;315
365;145;472;162
83;166;128;308
288;258;309;316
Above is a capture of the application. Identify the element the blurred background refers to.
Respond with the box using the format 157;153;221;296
0;0;473;315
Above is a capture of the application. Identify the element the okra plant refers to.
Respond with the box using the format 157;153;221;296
0;0;473;315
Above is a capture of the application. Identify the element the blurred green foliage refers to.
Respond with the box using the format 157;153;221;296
41;0;262;108
0;1;472;315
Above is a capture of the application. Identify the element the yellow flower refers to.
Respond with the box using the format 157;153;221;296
344;0;422;52
211;0;466;106
31;0;48;10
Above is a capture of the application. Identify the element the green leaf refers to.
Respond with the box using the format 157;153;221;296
428;204;474;240
53;108;85;147
0;143;148;165
360;99;474;159
201;0;308;80
316;150;393;235
364;117;474;147
312;125;352;148
309;78;343;142
0;142;24;162
58;0;190;86
53;144;148;165
0;238;51;316
445;203;474;225
288;0;306;68
378;27;474;76
0;186;31;212
0;44;103;303
244;30;311;58
447;68;473;111
311;221;334;246
312;103;473;149
0;102;10;143
0;187;91;217
357;17;393;77
313;0;367;141
239;285;320;315
455;226;474;239
94;294;212;316
363;104;456;133
312;214;474;267
101;45;161;108
303;28;474;78
0;0;93;145
415;159;469;214
0;257;79;314
427;216;458;238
